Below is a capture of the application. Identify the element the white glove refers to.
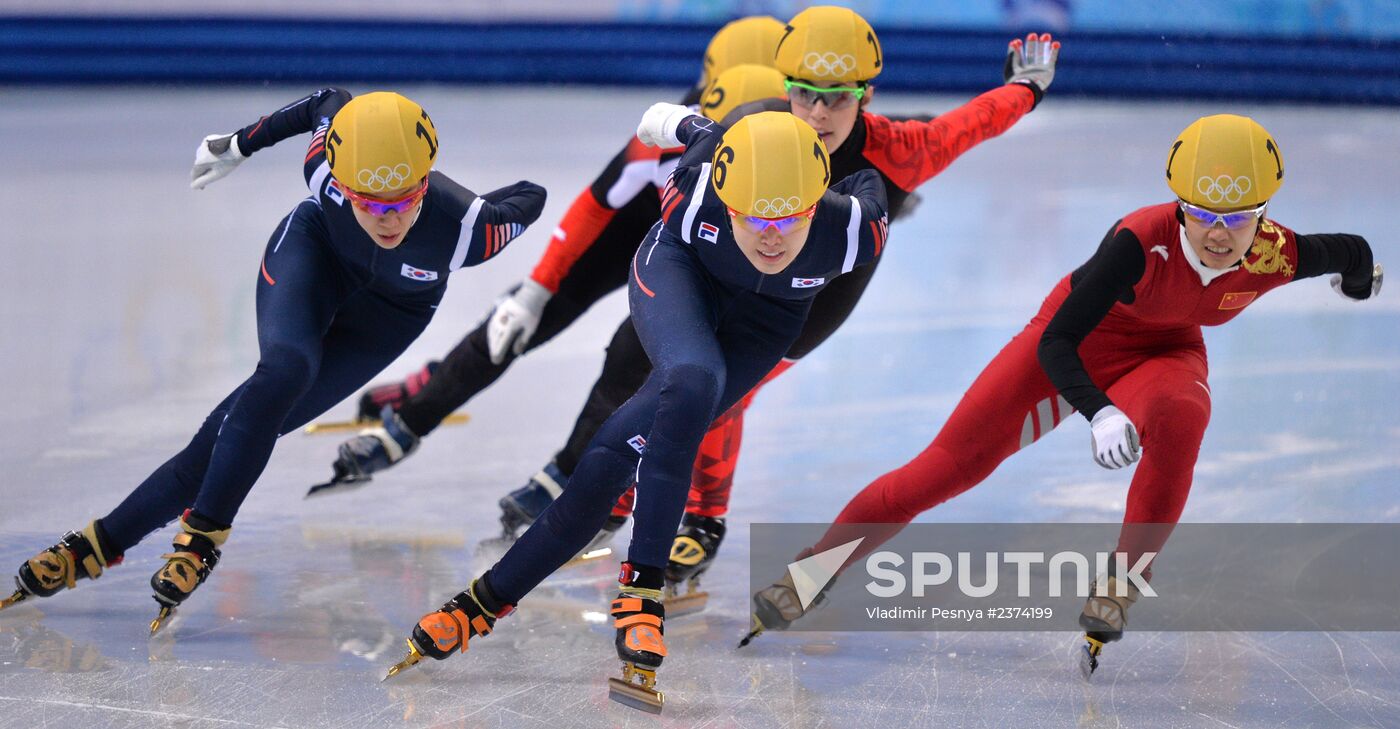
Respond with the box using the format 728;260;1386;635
1090;405;1141;470
487;279;552;365
1003;32;1060;93
636;103;694;148
190;133;246;190
1330;263;1383;301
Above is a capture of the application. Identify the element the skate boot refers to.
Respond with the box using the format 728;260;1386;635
308;407;421;498
1077;575;1140;679
2;521;121;611
738;569;836;648
496;461;567;539
384;577;514;680
356;361;438;421
607;562;667;714
663;514;725;617
148;511;230;634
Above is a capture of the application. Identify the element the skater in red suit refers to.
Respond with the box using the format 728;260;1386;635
745;114;1384;677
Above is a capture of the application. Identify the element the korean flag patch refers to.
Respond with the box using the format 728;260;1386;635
400;264;439;282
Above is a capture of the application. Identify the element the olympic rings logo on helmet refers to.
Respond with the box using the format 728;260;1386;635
357;163;413;193
803;52;856;78
1196;175;1253;205
752;196;803;217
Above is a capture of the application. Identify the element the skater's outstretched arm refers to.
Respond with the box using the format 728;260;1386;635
1294;233;1381;299
190;87;352;190
428;176;548;270
859;33;1058;193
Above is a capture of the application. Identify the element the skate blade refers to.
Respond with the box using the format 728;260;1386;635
561;547;613;570
382;639;425;682
737;614;766;648
302;412;469;435
150;606;175;636
305;473;373;499
0;588;29;611
1077;636;1103;681
607;676;664;714
662;590;708;618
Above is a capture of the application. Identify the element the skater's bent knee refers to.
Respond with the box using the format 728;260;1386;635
246;345;319;404
1141;390;1210;439
256;343;317;385
658;364;722;412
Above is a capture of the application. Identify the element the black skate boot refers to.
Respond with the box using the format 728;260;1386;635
607;562;667;714
384;577;514;680
1077;575;1140;679
496;461;567;539
307;407;421;498
2;521;121;611
487;462;623;567
355;361;438;421
663;514;725;617
148;510;230;634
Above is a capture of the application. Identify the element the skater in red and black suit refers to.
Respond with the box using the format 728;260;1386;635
745;114;1384;677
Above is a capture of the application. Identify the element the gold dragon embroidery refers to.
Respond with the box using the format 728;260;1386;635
1241;219;1294;277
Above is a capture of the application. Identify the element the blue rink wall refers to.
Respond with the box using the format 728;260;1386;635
3;16;1400;105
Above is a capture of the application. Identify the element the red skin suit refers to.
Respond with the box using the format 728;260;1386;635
810;203;1309;569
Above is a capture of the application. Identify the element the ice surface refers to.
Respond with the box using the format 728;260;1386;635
1;86;1397;727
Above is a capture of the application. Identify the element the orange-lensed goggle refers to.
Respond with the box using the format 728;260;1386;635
334;178;428;216
726;204;817;235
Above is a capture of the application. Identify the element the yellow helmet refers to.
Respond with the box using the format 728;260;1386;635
1167;114;1283;208
703;16;785;85
774;6;882;84
700;64;788;123
326;92;438;195
711;111;830;218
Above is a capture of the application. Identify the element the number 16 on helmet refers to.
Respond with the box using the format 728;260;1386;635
326;92;439;196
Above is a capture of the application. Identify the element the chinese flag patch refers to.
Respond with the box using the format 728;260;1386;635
1219;291;1257;310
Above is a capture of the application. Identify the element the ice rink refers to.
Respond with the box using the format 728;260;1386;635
1;85;1398;728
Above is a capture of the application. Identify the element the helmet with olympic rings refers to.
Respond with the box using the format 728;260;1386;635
711;111;831;219
774;6;882;84
326;92;439;196
1168;114;1283;208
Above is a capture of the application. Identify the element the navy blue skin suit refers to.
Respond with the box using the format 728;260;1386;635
99;88;546;551
483;114;889;603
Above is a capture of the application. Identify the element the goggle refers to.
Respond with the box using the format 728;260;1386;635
1178;200;1266;230
335;178;429;217
726;205;817;235
784;79;867;110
